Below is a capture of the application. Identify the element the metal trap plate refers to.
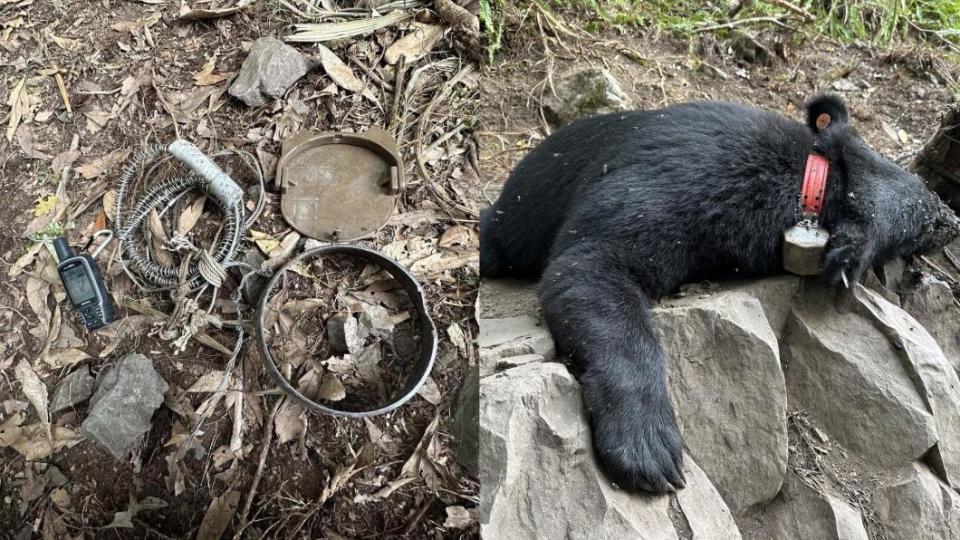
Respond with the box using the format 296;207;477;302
278;128;403;242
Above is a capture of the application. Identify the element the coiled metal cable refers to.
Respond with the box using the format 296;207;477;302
114;141;265;291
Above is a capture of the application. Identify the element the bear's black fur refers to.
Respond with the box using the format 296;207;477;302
480;95;959;494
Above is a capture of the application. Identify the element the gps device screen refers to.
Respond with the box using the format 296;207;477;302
63;264;96;304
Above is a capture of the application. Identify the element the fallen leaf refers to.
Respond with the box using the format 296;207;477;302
15;359;49;428
316;44;380;107
446;323;467;352
385;23;445;65
274;399;306;444
187;371;232;393
176;195;207;235
102;189;117;222
265;231;300;269
51;149;80;174
0;423;82;460
194;56;230;87
416;376;442;406
318;443;375;505
438;225;473;249
32;194;58;217
44;348;91;369
443;506;477;529
250;229;280;255
196;489;241;540
318;374;346;402
25;276;51;333
6;77;27;142
881;121;901;144
75;148;131;179
9;242;44;278
98;315;152;357
49;488;71;511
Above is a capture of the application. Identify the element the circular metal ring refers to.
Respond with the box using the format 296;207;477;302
256;245;437;417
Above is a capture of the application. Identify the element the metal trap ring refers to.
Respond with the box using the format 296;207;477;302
256;245;436;418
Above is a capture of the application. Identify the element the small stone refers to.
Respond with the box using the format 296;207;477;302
831;78;860;92
81;353;168;459
229;37;317;107
542;68;634;127
50;365;95;414
43;465;68;488
327;313;363;356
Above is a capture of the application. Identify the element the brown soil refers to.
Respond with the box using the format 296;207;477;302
1;1;479;538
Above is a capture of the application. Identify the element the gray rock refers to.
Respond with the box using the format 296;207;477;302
81;353;168;459
874;463;960;540
759;471;869;540
725;275;800;339
783;283;938;470
862;269;901;306
876;257;905;291
542;67;634;126
480;362;739;539
50;365;95;413
902;275;960;374
676;456;742;539
478;316;555;376
229;37;316;107
653;291;788;514
478;278;540;319
495;353;543;371
327;313;363;356
452;365;479;476
850;284;960;487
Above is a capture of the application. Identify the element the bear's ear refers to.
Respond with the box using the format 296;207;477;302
805;94;849;133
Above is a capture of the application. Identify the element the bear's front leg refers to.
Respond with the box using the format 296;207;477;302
540;242;686;493
821;221;875;287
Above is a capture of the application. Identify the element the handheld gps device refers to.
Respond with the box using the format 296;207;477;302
53;230;114;330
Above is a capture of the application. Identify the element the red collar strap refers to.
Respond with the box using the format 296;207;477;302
800;153;829;218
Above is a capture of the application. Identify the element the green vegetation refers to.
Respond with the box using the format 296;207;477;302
482;0;960;59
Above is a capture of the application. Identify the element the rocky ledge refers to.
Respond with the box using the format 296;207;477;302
476;270;960;539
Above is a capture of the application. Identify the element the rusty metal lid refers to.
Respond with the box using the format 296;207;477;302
277;127;404;242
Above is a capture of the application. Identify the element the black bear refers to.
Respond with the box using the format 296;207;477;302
480;95;960;494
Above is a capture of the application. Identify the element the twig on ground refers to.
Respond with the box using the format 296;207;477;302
693;16;790;33
235;396;283;536
760;0;815;22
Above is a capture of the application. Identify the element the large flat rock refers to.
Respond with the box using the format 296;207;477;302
783;284;938;470
850;284;960;488
653;291;788;514
874;463;960;540
480;362;740;539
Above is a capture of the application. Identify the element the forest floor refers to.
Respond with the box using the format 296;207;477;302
0;0;479;538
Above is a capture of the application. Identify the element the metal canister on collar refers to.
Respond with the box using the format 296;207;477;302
783;153;831;276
